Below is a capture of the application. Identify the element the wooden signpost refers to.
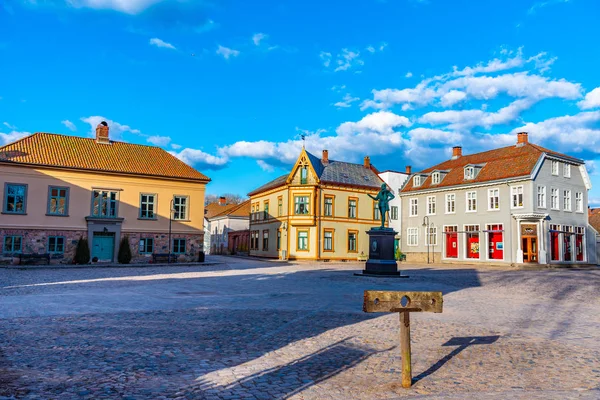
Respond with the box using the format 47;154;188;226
363;290;443;388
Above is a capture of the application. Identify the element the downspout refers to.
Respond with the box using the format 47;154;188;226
316;186;321;260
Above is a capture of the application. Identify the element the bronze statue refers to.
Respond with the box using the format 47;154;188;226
368;183;395;229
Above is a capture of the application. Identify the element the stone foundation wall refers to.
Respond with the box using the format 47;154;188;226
404;251;442;263
0;229;87;264
0;229;203;264
123;232;204;263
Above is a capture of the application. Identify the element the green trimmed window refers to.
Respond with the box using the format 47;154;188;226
173;196;188;220
3;236;22;254
3;184;27;214
91;190;118;217
139;238;154;254
48;236;65;253
140;194;156;219
173;238;186;254
48;187;69;216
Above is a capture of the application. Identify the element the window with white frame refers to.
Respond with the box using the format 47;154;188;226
464;166;475;180
409;198;418;216
551;160;559;175
511;186;524;208
391;206;398;220
413;176;422;187
431;172;440;184
563;163;571;178
445;193;455;214
426;226;437;246
551;188;559;209
537;185;546;208
466;191;477;212
427;196;436;215
575;192;583;213
564;190;572;211
488;188;499;210
407;227;418;246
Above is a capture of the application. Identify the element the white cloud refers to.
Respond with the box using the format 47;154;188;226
366;45;376;53
0;131;30;146
80;116;140;141
440;90;467;107
146;135;171;147
319;51;332;68
170;148;229;169
333;93;360;108
252;33;268;46
334;49;364;72
3;122;17;130
337;111;411;136
528;0;570;15
61;120;77;131
171;143;182;150
405;72;413;78
256;160;274;172
65;0;164;14
578;87;600;110
216;45;240;59
149;38;176;50
331;85;346;92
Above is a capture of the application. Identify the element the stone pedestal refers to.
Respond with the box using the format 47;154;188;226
356;228;407;278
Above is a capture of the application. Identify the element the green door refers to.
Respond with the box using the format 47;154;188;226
92;234;114;261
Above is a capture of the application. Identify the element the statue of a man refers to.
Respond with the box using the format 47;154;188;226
368;183;395;229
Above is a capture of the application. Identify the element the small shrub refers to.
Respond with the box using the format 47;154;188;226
74;238;91;265
118;236;132;264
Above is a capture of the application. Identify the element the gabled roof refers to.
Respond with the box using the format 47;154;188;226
589;209;600;234
0;132;210;182
401;142;582;193
248;150;384;196
205;202;237;219
211;200;251;219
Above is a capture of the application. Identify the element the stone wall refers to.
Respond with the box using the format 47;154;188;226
0;229;87;264
124;232;204;263
0;229;203;264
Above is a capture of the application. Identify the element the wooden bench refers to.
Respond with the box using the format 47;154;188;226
18;253;51;265
151;253;178;263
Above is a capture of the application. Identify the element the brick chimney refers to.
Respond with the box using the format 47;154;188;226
516;132;528;147
322;149;329;164
405;165;412;174
451;146;462;160
363;156;370;168
218;196;227;206
96;121;110;144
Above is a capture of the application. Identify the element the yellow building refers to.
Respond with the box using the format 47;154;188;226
0;122;210;263
248;148;386;260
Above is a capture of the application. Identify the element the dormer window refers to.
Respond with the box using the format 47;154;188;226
431;172;441;185
413;176;422;187
464;166;475;180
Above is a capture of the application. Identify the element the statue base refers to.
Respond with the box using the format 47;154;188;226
355;228;408;278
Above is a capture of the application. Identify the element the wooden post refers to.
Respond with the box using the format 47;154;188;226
400;311;412;388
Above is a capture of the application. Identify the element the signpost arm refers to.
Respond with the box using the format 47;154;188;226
400;311;412;388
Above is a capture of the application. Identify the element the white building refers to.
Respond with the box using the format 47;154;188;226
378;168;411;253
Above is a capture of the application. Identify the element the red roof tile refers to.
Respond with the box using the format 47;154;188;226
0;133;210;182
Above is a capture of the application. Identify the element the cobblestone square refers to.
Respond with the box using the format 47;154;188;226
1;257;599;399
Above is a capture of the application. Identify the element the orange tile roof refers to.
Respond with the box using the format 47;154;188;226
205;202;236;219
0;132;210;182
589;209;600;233
401;142;582;193
212;200;250;219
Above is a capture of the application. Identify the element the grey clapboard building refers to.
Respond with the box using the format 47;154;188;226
399;132;596;266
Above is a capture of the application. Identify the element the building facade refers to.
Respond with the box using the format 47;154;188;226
248;148;386;260
207;200;250;254
400;132;596;265
0;123;209;264
378;168;411;252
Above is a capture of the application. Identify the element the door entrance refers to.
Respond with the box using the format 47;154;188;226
487;224;504;260
522;237;538;263
445;226;458;258
92;232;115;261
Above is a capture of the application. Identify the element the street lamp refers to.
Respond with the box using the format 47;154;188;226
168;199;174;264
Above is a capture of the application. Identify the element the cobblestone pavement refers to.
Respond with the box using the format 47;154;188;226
1;257;599;399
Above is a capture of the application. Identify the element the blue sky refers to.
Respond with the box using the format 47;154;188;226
1;0;600;203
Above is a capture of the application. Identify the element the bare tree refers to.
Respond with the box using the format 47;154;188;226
205;193;246;205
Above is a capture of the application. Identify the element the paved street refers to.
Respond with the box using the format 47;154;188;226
1;257;599;399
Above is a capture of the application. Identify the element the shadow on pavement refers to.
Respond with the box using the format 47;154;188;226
413;335;500;384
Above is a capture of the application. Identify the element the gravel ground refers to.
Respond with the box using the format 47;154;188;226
1;256;599;399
